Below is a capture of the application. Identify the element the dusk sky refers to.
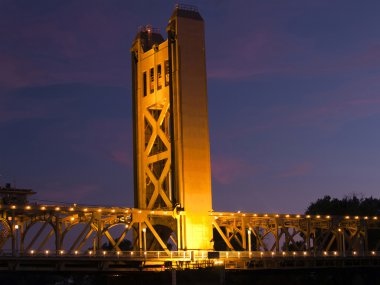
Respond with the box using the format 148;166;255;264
1;0;380;214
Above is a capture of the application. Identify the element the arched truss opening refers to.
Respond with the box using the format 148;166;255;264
0;218;12;251
22;217;56;252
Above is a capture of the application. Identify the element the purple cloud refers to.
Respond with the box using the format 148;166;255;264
278;162;313;178
208;39;380;81
63;118;132;168
212;73;380;144
212;156;255;185
109;149;132;168
0;2;132;88
0;92;71;124
39;182;101;203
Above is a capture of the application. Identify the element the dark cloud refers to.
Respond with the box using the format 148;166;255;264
0;1;132;88
1;0;380;212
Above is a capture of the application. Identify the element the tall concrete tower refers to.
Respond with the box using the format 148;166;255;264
131;5;213;250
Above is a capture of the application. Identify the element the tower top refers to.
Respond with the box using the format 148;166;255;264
134;25;164;52
175;3;199;12
171;4;203;21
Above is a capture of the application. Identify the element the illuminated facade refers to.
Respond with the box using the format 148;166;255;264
0;5;379;272
131;5;213;250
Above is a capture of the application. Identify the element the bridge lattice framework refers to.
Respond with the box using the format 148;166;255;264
1;204;379;257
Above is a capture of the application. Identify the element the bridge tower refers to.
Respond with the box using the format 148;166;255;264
131;5;213;250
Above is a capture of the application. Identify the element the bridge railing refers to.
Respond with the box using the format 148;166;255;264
0;250;378;260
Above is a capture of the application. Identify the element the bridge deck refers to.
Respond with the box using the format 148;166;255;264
0;251;379;272
1;203;380;271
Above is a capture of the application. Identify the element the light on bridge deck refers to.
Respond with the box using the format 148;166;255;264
214;260;224;265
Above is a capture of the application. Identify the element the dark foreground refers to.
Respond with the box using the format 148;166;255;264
1;267;380;285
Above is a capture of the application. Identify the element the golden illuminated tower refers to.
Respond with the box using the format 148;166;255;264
131;5;212;250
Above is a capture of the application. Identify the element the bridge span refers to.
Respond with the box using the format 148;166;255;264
0;250;379;272
1;203;380;271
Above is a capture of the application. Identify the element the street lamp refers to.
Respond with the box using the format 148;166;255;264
247;228;252;254
142;227;147;253
338;228;345;257
14;224;19;255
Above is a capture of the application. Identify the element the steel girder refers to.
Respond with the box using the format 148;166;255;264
142;96;172;210
2;207;380;256
0;204;177;255
212;212;380;253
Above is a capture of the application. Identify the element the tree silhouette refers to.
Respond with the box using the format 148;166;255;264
305;194;380;250
98;238;132;251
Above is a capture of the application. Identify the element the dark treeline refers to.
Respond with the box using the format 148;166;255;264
305;194;380;216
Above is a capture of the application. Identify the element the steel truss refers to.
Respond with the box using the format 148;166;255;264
0;204;177;255
141;93;172;210
212;212;380;253
1;206;380;257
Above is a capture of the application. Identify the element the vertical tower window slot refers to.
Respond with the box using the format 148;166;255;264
164;60;169;86
143;72;147;97
150;68;154;93
157;64;162;90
